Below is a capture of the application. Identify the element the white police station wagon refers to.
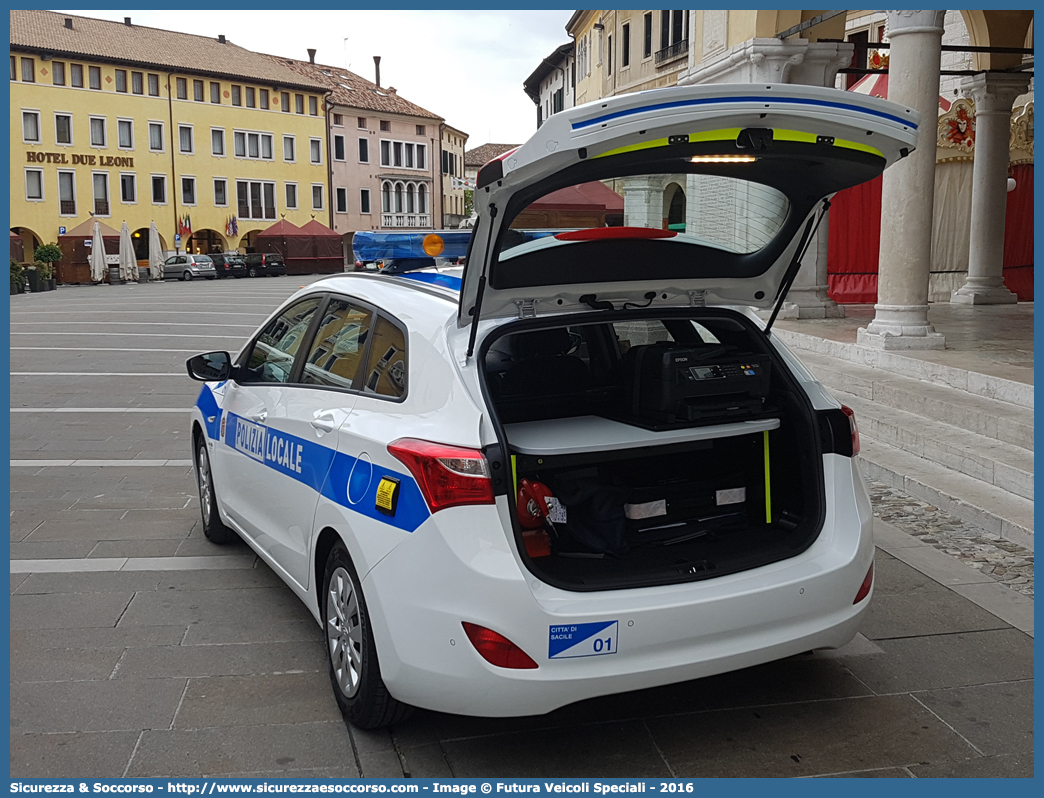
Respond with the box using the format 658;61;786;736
187;83;919;729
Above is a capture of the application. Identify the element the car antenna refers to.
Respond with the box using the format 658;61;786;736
466;204;497;359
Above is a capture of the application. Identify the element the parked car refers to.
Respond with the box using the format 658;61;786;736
162;254;216;281
187;83;918;730
244;252;286;277
211;253;247;279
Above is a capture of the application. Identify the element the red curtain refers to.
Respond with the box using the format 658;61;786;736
1002;164;1033;301
826;175;882;303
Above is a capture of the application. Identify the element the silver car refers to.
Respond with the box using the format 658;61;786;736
163;254;217;281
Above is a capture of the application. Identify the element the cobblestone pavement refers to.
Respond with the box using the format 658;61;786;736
869;481;1034;598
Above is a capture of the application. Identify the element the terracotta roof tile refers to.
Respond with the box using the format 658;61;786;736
465;143;521;167
10;9;327;91
271;56;443;120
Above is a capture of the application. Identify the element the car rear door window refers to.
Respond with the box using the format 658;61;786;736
361;315;407;399
243;298;322;384
300;298;374;391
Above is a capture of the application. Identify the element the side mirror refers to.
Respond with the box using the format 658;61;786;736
186;351;232;382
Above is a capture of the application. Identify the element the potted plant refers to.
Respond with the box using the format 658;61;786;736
35;260;55;290
24;263;40;293
33;242;62;290
10;258;24;294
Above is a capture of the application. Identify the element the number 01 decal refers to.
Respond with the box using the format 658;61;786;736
548;621;619;659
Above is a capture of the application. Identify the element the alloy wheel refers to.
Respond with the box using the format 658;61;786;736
326;566;364;698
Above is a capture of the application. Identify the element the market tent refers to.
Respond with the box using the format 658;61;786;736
254;219;343;274
298;219;345;272
58;218;119;284
512;181;624;229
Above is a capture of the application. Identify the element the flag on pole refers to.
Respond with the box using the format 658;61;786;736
231;215;239;236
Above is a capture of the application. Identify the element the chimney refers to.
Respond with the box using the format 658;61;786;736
218;34;226;44
307;48;316;64
373;55;381;88
64;18;73;29
124;17;131;26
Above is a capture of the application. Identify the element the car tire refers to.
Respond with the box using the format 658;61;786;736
183;271;193;282
323;541;413;730
194;435;238;545
248;267;258;277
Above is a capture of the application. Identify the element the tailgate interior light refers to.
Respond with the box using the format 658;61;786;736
690;155;756;163
462;622;538;669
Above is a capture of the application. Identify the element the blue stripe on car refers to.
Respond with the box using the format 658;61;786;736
195;385;222;440
399;272;463;291
572;95;916;131
223;412;430;533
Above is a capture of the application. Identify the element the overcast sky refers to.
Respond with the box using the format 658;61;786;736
55;9;575;147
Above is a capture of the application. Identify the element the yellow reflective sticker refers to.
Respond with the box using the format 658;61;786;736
376;477;400;516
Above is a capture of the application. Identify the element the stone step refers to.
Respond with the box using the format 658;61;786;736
857;437;1034;551
798;351;1034;452
832;387;1034;501
772;327;1033;409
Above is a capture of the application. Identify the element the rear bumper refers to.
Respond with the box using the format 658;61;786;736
361;455;873;717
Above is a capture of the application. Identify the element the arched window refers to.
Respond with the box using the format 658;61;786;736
382;181;391;213
418;183;427;214
406;183;415;214
394;182;404;213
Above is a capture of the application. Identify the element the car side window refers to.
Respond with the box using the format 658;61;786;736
361;315;407;399
300;298;374;390
242;297;322;384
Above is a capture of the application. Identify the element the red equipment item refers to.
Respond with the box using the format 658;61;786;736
517;479;554;529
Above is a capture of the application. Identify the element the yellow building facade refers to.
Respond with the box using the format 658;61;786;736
10;10;330;273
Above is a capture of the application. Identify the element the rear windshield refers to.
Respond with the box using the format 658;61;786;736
501;173;789;261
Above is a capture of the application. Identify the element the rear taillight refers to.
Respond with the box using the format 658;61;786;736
387;438;494;512
853;562;874;604
840;405;860;456
462;622;538;669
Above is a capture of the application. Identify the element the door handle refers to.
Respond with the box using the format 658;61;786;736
310;411;341;434
250;411;268;423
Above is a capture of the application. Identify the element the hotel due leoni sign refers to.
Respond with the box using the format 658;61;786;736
25;150;135;168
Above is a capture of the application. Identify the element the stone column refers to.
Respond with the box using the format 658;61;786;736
678;38;852;318
858;10;946;350
951;73;1029;304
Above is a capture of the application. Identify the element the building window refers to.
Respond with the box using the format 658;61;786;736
151;175;166;204
360;188;370;214
148;73;159;95
92;172;110;216
120;173;136;204
58;171;76;215
211;128;225;156
295;94;304;114
22;111;41;143
55;113;72;145
214;178;228;206
607;34;613;75
117;119;133;149
418;183;427;213
71;63;84;88
380;120;390;132
358;138;368;163
310;138;322;164
261;134;273;159
178;125;194;154
394;182;404;213
644;12;653;58
21;57;34;82
182;176;196;205
416;124;426;136
89;116;106;147
115;69;127;92
394;142;402;166
309;96;318;115
622;23;630;67
283;135;295;162
382;181;391;213
10;55;15;81
259;89;269;109
234;131;274;160
231;85;241;106
334;135;345;161
380;139;425;170
281;91;290;113
236;180;277;220
25;168;44;201
176;77;187;100
88;66;100;90
285;182;297;210
131;71;143;94
210;81;220;103
246;87;255;108
52;61;65;86
194;80;204;102
312;184;324;210
332;113;343;126
234;131;246;157
336;187;347;213
148;122;164;152
417;143;426;170
358;117;366;129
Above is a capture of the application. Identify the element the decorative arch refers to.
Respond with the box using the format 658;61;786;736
418;183;428;214
238;228;262;253
130;227;168;260
960;10;1034;70
10;226;42;260
382;181;392;214
394;182;405;214
406;183;416;214
185;228;229;255
663;182;686;230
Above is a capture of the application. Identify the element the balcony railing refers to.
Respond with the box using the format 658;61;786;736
381;213;431;228
93;199;109;216
654;38;688;66
60;200;76;215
